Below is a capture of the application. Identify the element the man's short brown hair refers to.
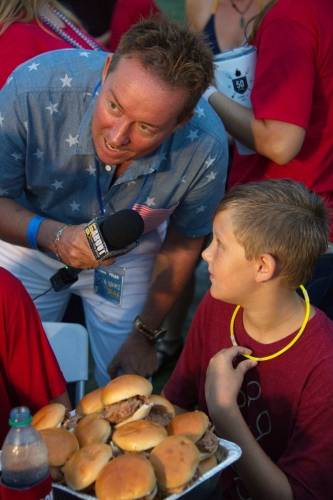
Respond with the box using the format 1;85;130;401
217;179;329;288
108;16;214;121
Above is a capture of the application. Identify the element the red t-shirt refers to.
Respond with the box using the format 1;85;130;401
228;0;333;235
164;292;333;499
0;20;98;88
0;269;66;446
106;0;160;51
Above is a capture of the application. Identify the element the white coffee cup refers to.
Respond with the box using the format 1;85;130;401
214;45;256;155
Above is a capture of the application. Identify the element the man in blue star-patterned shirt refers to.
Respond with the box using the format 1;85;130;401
0;18;228;385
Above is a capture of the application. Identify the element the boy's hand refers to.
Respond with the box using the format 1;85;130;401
205;346;257;413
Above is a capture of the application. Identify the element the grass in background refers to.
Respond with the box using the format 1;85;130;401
156;0;185;22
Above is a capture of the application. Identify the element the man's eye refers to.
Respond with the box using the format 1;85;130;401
108;101;118;111
139;123;155;135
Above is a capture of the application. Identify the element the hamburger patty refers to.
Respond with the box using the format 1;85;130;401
146;405;172;427
103;395;149;423
196;427;219;454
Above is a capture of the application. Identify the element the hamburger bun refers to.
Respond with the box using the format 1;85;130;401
146;395;176;427
149;435;200;495
149;394;175;417
74;414;111;447
102;374;153;406
114;402;152;429
40;428;79;467
95;453;157;500
112;419;167;452
198;454;218;475
63;443;112;491
32;403;66;431
77;387;104;416
167;411;209;442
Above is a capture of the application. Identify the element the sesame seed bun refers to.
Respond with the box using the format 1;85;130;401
149;435;200;495
32;403;66;431
112;419;167;452
77;387;104;416
40;428;79;467
102;374;153;406
95;454;157;500
63;443;112;491
74;414;111;447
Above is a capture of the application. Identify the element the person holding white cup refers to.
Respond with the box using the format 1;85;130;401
205;0;333;320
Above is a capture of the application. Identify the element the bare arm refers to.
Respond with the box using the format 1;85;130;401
186;0;213;31
109;226;205;377
205;347;294;500
0;197;112;268
208;91;305;165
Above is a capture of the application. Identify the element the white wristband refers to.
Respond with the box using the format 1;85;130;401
202;85;218;101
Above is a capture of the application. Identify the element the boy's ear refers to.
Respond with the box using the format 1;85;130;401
255;253;277;283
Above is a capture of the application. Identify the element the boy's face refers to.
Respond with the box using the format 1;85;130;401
202;209;257;304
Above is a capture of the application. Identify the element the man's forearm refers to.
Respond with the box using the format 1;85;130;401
139;228;204;329
0;197;62;252
211;406;293;500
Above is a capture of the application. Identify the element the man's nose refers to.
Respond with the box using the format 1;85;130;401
109;119;130;147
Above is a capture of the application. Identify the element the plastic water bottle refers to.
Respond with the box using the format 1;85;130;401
0;406;53;499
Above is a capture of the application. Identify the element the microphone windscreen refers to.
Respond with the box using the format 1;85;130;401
100;210;144;250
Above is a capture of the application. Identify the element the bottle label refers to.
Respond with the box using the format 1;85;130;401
0;474;53;499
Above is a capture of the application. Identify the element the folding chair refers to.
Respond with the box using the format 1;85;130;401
42;321;89;405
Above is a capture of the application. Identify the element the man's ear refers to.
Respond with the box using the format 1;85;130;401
255;253;277;283
102;54;113;82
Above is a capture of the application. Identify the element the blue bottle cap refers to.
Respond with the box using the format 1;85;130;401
9;406;32;427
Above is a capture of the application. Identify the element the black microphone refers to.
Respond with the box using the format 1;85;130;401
50;209;144;291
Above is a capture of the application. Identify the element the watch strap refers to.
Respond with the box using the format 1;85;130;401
134;315;167;342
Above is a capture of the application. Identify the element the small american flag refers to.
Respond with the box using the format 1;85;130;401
132;203;177;233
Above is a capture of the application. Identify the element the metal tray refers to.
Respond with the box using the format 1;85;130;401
53;438;241;499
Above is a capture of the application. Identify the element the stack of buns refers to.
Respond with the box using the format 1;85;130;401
33;374;222;499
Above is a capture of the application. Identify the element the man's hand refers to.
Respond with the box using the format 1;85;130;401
54;224;114;269
205;346;257;413
108;331;159;377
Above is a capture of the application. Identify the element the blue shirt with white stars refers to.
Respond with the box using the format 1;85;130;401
0;49;228;239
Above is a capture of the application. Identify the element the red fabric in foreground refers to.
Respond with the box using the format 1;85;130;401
0;268;66;447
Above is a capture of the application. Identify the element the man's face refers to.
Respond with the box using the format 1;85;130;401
202;209;257;304
91;56;190;166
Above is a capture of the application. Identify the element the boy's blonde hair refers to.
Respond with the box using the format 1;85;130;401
218;179;329;287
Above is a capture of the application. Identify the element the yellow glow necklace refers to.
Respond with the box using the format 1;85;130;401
230;285;310;362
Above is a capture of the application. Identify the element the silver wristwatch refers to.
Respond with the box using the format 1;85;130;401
134;315;167;343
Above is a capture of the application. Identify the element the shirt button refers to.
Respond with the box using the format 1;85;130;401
105;164;112;172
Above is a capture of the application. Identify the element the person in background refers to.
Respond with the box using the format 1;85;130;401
186;0;263;53
59;0;116;40
0;18;228;386
164;179;333;499
0;267;70;446
0;0;101;88
106;0;160;52
205;0;333;319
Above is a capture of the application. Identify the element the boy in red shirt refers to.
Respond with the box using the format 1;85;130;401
164;179;333;499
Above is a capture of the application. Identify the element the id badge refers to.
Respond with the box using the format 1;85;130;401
94;267;125;305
